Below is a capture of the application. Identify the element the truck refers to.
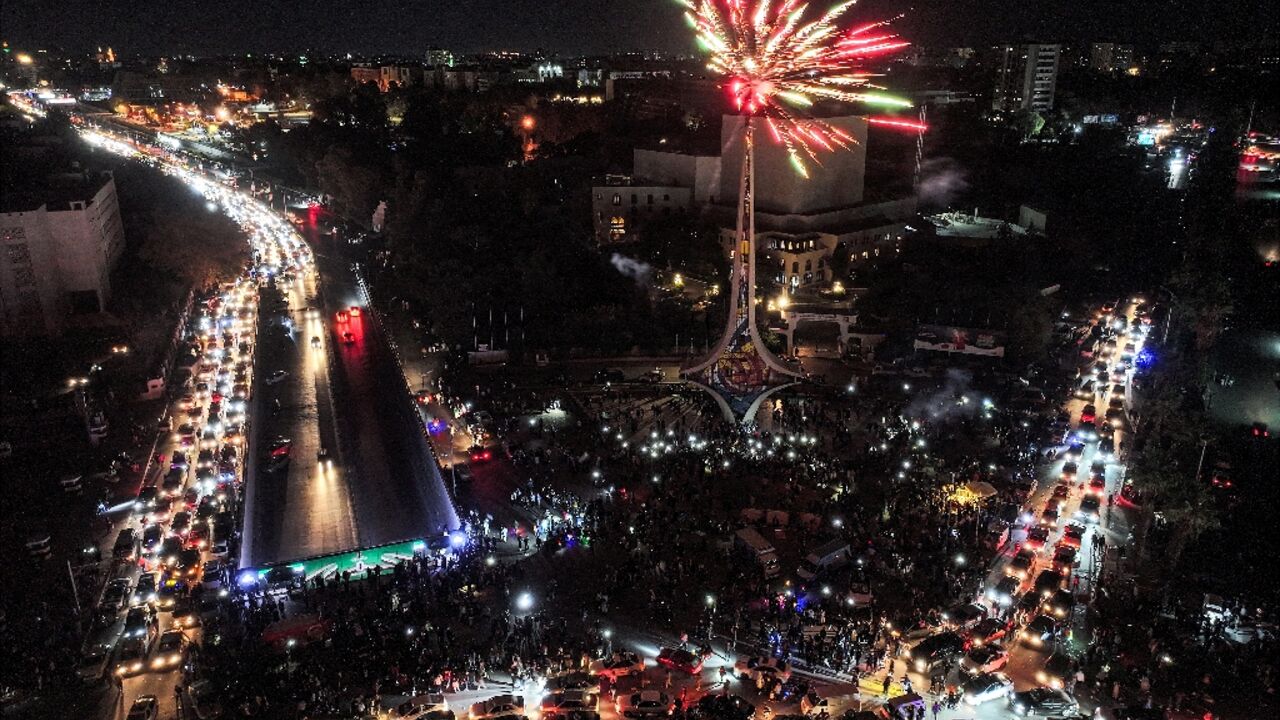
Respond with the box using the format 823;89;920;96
734;527;781;578
797;539;851;582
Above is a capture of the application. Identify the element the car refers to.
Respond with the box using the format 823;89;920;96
1077;420;1099;440
130;481;154;509
656;647;704;675
1110;383;1125;397
1061;524;1085;548
148;498;174;524
734;655;791;683
101;577;132;612
127;695;159;720
541;690;598;718
1064;442;1085;461
941;603;987;630
269;437;292;457
210;539;230;558
694;695;754;720
548;671;599;692
1040;507;1060;528
1021;615;1058;649
594;369;626;384
1042;589;1074;620
349;305;362;317
1074;381;1094;400
141;523;164;552
176;422;198;443
342;331;355;344
1036;652;1073;690
310;335;321;349
133;572;159;604
156;536;183;568
1051;484;1070;501
1051;546;1077;572
967;618;1010;648
176;548;203;577
589;650;645;680
152;629;188;670
907;631;964;673
1025;526;1051;551
1033;569;1065;597
961;644;1009;675
171;511;192;535
114;528;138;559
961;672;1012;705
453;464;474;483
470;695;525;720
1099;436;1117;460
1008;688;1078;717
171;451;190;470
1080;405;1097;424
1078;495;1102;523
265;370;288;385
617;691;671;719
1006;549;1036;580
469;446;494;463
123;604;157;641
115;639;149;678
990;576;1020;606
392;693;450;719
1088;474;1107;495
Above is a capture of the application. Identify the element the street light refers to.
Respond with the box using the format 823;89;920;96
516;592;534;612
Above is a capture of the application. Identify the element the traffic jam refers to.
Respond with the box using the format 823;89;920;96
80;124;315;710
885;297;1154;717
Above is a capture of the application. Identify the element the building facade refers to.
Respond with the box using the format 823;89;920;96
992;44;1061;112
350;65;417;92
591;177;693;243
1089;43;1135;73
0;173;125;335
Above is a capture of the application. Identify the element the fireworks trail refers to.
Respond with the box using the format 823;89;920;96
679;0;919;174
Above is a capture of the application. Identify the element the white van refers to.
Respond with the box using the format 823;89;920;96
797;539;851;582
734;528;781;578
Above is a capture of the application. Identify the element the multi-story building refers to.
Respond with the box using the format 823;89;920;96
992;43;1061;112
591;177;695;243
1;172;125;335
1089;43;1135;73
350;65;417;92
591;115;915;283
426;48;455;68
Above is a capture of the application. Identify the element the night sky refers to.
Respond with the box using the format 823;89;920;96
2;0;1275;56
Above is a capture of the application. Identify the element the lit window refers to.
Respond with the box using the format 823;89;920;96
612;194;621;206
609;216;626;240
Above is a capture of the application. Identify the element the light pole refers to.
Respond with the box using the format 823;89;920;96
705;594;717;646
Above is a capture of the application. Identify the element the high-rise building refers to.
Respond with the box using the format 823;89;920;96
1089;43;1135;73
0;172;125;335
426;48;455;68
992;44;1061;113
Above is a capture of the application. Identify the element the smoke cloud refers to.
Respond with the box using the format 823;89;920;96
609;253;653;285
904;368;983;423
917;157;969;210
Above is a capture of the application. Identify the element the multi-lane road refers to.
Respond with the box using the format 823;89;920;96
75;123;458;719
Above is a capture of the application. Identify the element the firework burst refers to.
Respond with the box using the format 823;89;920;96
680;0;914;175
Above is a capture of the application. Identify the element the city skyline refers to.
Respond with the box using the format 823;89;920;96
2;0;1275;56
